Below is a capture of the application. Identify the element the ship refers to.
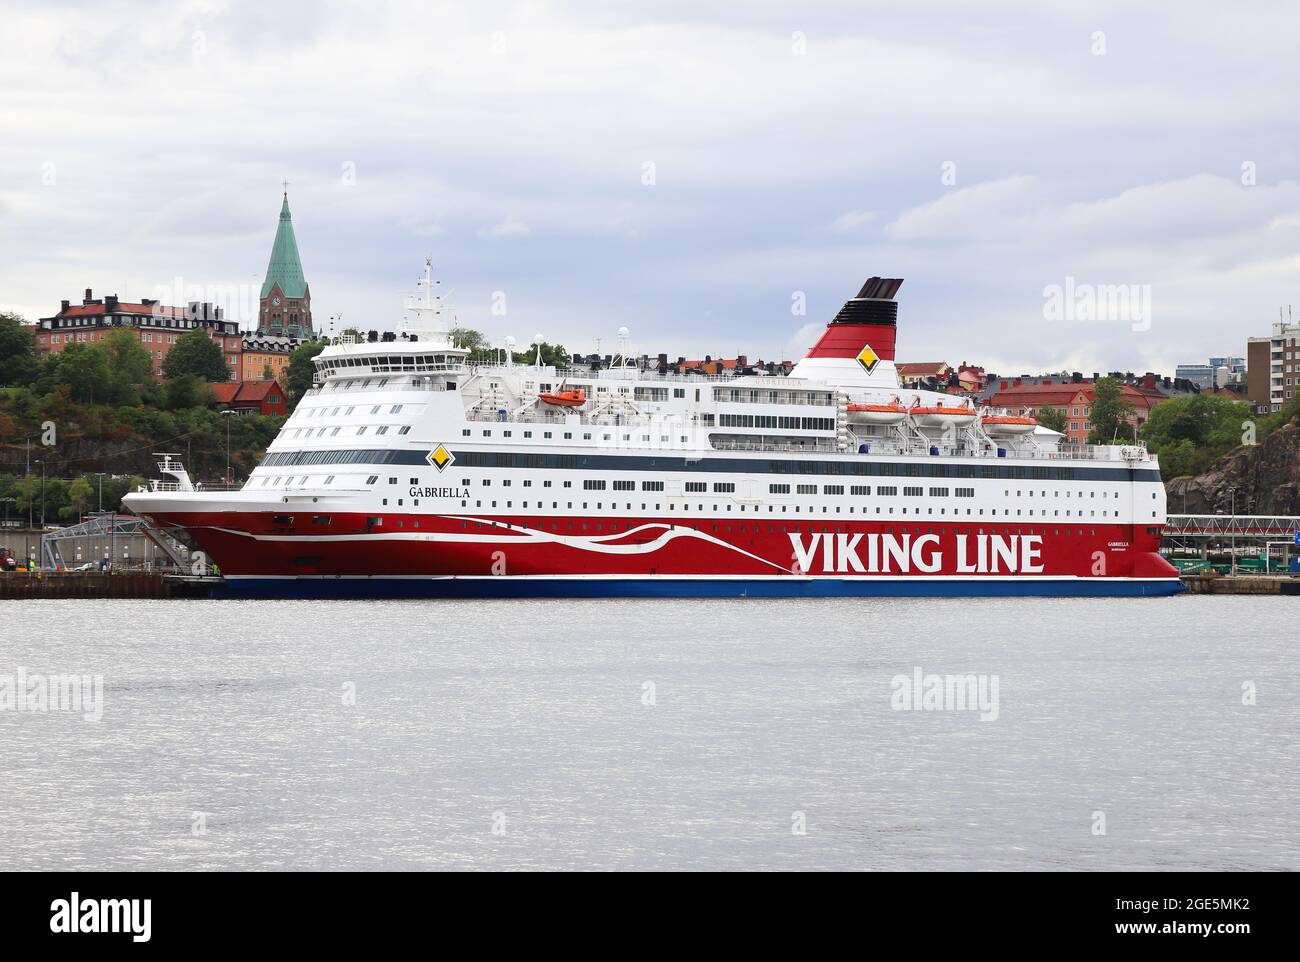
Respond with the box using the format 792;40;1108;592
124;263;1183;598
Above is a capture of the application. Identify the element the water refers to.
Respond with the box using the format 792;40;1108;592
0;596;1295;871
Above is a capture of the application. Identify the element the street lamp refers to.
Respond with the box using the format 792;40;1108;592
220;409;237;484
1230;491;1236;575
35;460;45;529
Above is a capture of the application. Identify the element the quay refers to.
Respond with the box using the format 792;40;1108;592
0;572;217;600
1179;573;1300;595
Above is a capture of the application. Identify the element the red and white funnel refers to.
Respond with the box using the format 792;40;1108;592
790;276;903;387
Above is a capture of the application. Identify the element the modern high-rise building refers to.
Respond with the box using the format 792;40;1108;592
1247;322;1300;413
1174;363;1215;390
257;191;312;338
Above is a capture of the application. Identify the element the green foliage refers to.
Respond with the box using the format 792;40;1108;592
51;342;112;403
450;327;486;352
66;476;94;518
162;328;230;382
511;341;571;368
0;312;37;387
285;340;326;406
1086;377;1136;444
1140;393;1253;479
103;328;155;403
1034;405;1067;433
1254;392;1300;442
163;373;215;410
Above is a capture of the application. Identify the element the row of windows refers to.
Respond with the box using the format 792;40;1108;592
259;448;1159;483
297;403;405;419
445;497;1127;519
718;414;836;431
713;388;836;406
465;476;1127;502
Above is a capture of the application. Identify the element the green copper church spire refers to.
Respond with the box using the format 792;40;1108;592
260;191;309;300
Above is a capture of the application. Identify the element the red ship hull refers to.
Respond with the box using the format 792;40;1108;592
142;508;1183;597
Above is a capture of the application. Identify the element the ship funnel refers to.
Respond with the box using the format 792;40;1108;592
803;276;902;362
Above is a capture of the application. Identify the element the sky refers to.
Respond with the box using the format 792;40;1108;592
3;0;1300;375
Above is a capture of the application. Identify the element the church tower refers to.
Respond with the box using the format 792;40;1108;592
257;190;312;338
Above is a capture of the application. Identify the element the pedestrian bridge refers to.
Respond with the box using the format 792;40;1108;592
1165;515;1300;542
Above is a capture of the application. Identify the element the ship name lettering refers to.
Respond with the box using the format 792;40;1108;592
410;487;470;499
788;532;1043;575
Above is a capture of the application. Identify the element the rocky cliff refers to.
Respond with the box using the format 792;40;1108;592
1165;418;1300;515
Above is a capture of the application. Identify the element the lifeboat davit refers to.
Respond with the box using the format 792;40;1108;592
846;401;908;425
538;388;586;408
982;414;1038;436
908;403;977;428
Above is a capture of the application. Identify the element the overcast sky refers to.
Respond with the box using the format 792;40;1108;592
3;0;1299;374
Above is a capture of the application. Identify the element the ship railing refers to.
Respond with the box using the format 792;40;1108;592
551;367;739;384
147;481;244;493
308;377;450;396
710;437;842;453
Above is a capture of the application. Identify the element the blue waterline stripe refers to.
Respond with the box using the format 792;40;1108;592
213;577;1186;600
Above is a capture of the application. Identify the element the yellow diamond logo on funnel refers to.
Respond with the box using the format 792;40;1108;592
428;444;454;472
856;344;880;374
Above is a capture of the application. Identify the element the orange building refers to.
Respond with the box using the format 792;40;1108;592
240;334;297;382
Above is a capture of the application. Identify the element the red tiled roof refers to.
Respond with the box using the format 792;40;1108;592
990;382;1163;410
207;380;281;405
235;380;279;401
58;303;190;319
210;383;240;403
896;362;949;377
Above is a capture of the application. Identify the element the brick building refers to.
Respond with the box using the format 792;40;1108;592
35;289;241;380
988;377;1168;444
257;192;313;338
1247;320;1300;414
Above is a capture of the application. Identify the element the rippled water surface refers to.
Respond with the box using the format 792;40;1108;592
0;595;1295;870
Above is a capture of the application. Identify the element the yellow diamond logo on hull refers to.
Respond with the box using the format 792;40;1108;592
856;344;880;374
428;444;454;472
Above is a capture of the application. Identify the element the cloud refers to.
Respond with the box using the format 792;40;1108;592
476;217;531;239
1;0;1299;372
829;209;876;233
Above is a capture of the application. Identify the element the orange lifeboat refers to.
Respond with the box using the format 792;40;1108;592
908;403;977;428
539;388;586;408
981;414;1038;436
846;401;908;425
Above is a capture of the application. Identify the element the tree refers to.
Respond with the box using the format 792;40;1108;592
450;327;486;353
52;342;112;403
103;328;155;403
163;373;214;410
285;340;326;406
1034;405;1067;433
1139;393;1253;478
511;341;571;368
67;476;94;518
0;312;37;386
1141;394;1248;450
13;476;41;526
1087;377;1135;444
163;328;230;382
